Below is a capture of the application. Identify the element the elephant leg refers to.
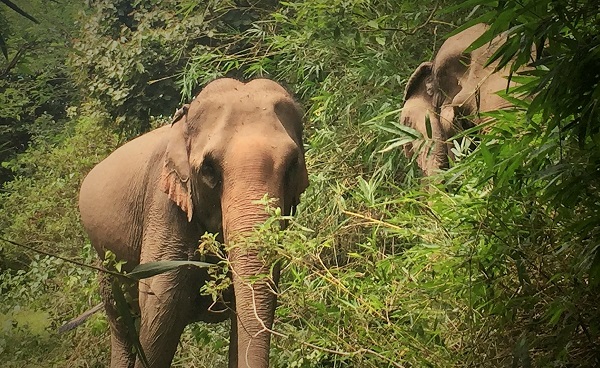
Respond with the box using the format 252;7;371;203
135;269;195;368
228;304;238;368
99;272;136;368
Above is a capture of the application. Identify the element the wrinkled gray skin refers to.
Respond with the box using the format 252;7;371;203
400;24;525;176
79;78;309;368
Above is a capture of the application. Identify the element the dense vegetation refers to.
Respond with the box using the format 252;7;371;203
1;0;599;367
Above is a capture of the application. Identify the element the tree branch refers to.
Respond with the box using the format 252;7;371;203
388;2;439;36
0;43;29;78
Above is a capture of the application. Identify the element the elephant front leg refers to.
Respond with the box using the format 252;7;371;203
100;272;137;368
135;269;195;368
228;301;238;368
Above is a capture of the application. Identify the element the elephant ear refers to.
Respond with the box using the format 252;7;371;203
403;61;433;101
160;108;194;222
297;156;309;203
273;97;309;214
287;156;309;216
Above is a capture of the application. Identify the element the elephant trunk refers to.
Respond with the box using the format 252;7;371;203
222;179;282;368
416;113;448;176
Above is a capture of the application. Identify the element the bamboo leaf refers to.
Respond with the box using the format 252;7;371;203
479;142;495;168
128;260;214;280
0;31;7;59
425;114;433;139
378;137;415;153
111;279;150;368
1;0;39;23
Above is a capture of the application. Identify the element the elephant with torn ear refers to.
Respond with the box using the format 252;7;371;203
78;78;309;368
400;23;531;176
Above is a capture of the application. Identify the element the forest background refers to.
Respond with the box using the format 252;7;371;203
1;0;599;367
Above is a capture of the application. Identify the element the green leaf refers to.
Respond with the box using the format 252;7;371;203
479;142;495;168
379;137;415;153
425;114;432;139
464;28;497;54
376;123;421;139
128;260;214;280
360;108;402;126
1;0;39;24
0;31;7;59
112;279;149;368
366;20;379;29
548;304;564;326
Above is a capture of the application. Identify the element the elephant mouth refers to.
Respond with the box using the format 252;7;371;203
190;249;223;264
188;250;202;262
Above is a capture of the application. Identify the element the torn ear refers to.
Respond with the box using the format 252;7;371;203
170;104;189;126
160;114;194;222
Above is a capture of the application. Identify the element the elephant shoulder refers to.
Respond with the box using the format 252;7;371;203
79;126;171;212
99;126;170;173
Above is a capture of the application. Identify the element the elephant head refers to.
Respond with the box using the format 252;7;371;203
400;23;525;175
160;78;308;366
400;61;448;176
79;78;308;368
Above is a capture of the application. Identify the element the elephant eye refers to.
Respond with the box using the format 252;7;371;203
201;156;221;189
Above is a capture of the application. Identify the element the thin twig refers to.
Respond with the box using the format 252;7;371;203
0;237;122;277
393;2;439;36
342;209;404;231
229;250;405;368
0;237;152;290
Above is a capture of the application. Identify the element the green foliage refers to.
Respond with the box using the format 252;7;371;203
0;114;115;367
452;0;600;141
410;1;600;364
2;0;599;367
198;232;232;301
0;255;56;362
172;322;229;367
271;210;461;367
0;0;80;185
0;0;39;59
72;0;184;134
438;107;600;366
71;0;280;136
0;116;117;263
0;307;52;360
0;247;105;367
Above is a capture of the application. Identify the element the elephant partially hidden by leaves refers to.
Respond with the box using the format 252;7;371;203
400;23;529;176
78;78;309;368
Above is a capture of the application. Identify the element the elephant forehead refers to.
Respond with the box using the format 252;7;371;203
198;78;290;98
189;88;295;118
188;79;299;128
186;95;301;142
189;100;289;132
205;97;287;112
222;134;297;171
196;92;293;111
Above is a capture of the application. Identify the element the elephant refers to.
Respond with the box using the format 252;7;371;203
78;78;309;368
400;23;528;176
